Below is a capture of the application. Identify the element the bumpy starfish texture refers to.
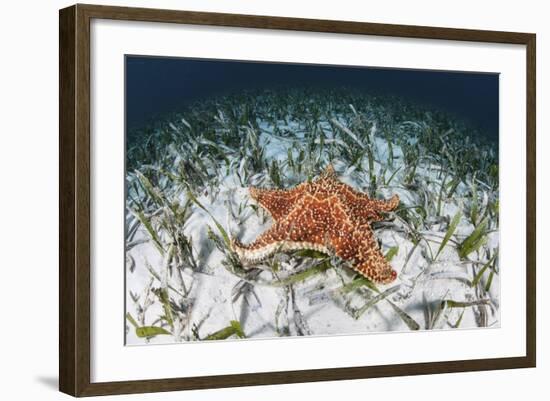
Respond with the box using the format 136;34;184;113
232;166;400;283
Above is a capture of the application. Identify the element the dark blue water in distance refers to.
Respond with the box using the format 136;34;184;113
126;55;499;142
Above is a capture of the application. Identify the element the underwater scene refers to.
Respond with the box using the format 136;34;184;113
125;57;499;344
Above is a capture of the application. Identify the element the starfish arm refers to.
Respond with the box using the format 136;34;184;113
318;164;337;180
336;182;399;211
352;194;400;223
367;194;400;213
231;223;296;263
354;241;397;284
232;194;333;263
329;220;397;284
331;186;396;223
249;184;308;221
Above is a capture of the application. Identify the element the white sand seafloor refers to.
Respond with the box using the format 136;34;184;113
125;92;499;345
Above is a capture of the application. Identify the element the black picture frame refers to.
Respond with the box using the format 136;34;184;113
59;3;536;396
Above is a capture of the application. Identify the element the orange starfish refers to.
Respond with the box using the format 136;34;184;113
232;166;400;283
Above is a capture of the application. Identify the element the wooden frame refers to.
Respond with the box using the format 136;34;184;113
59;3;536;397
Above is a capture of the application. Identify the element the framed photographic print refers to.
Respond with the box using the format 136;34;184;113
59;4;536;397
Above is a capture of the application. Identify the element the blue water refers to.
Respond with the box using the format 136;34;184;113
126;56;499;141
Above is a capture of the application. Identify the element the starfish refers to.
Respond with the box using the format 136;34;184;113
232;166;400;283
